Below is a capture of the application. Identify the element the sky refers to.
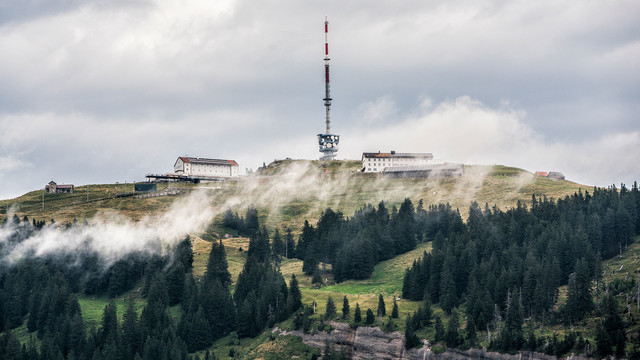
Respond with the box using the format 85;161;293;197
0;0;638;200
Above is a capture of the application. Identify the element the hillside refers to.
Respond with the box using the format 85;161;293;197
1;160;610;360
1;160;586;228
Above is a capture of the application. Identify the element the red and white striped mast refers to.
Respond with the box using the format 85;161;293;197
318;17;340;160
324;17;331;134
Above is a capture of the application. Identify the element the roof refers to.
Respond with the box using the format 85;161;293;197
383;164;463;173
46;181;73;187
177;157;238;167
362;152;433;159
547;172;565;178
535;171;549;177
392;152;433;159
362;152;392;159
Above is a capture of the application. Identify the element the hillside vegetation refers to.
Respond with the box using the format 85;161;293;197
1;160;585;227
2;160;625;360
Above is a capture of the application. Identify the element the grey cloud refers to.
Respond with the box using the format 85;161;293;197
0;0;639;199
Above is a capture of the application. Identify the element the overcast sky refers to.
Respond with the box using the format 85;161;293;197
1;0;638;200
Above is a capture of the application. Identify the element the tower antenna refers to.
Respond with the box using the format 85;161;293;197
317;17;339;160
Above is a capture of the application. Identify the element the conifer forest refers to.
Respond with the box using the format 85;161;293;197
0;182;639;359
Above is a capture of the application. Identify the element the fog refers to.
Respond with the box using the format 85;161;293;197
0;190;214;266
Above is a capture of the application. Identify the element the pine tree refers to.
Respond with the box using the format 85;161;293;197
500;289;524;351
175;236;194;272
465;318;477;347
122;298;140;359
296;220;315;260
439;260;457;315
445;309;461;348
272;228;284;258
325;296;336;319
563;258;593;323
204;240;231;287
391;298;399;319
237;297;255;338
302;247;319;276
68;314;86;357
365;309;375;324
284;228;296;259
101;302;118;344
190;306;213;351
354;304;362;323
434;315;445;342
244;206;260;236
287;274;302;313
166;262;186;306
404;315;421;349
377;294;386;318
342;296;350;319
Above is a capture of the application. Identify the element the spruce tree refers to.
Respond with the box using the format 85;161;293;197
500;289;524;351
465;318;477;347
272;228;284;258
404;315;421;349
342;296;350;319
391;298;399;319
244;206;260;236
365;309;375;324
189;306;213;351
175;236;194;272
377;294;386;318
325;296;336;319
354;304;362;323
101;302;118;344
445;309;461;348
122;298;140;359
287;274;302;313
166;262;186;306
284;228;295;259
434;315;445;342
204;240;232;287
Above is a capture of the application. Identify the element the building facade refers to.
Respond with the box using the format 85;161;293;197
174;157;239;178
361;151;434;173
45;181;74;194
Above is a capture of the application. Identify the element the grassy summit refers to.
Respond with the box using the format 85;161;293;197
1;160;586;227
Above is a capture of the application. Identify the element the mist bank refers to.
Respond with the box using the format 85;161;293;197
0;160;585;270
0;190;214;266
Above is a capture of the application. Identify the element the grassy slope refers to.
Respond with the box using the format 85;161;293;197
1;162;586;228
1;160;595;356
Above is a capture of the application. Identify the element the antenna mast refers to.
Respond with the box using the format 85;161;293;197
317;17;339;160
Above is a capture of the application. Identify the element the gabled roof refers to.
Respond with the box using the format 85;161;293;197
176;157;238;167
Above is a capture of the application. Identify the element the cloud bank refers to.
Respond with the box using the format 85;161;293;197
0;0;638;199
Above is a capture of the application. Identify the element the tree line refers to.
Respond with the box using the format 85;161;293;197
0;214;302;359
402;183;640;355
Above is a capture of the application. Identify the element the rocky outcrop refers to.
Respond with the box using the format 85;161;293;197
278;322;422;360
277;323;593;360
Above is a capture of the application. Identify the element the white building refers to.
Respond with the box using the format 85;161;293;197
174;157;239;178
361;151;433;173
